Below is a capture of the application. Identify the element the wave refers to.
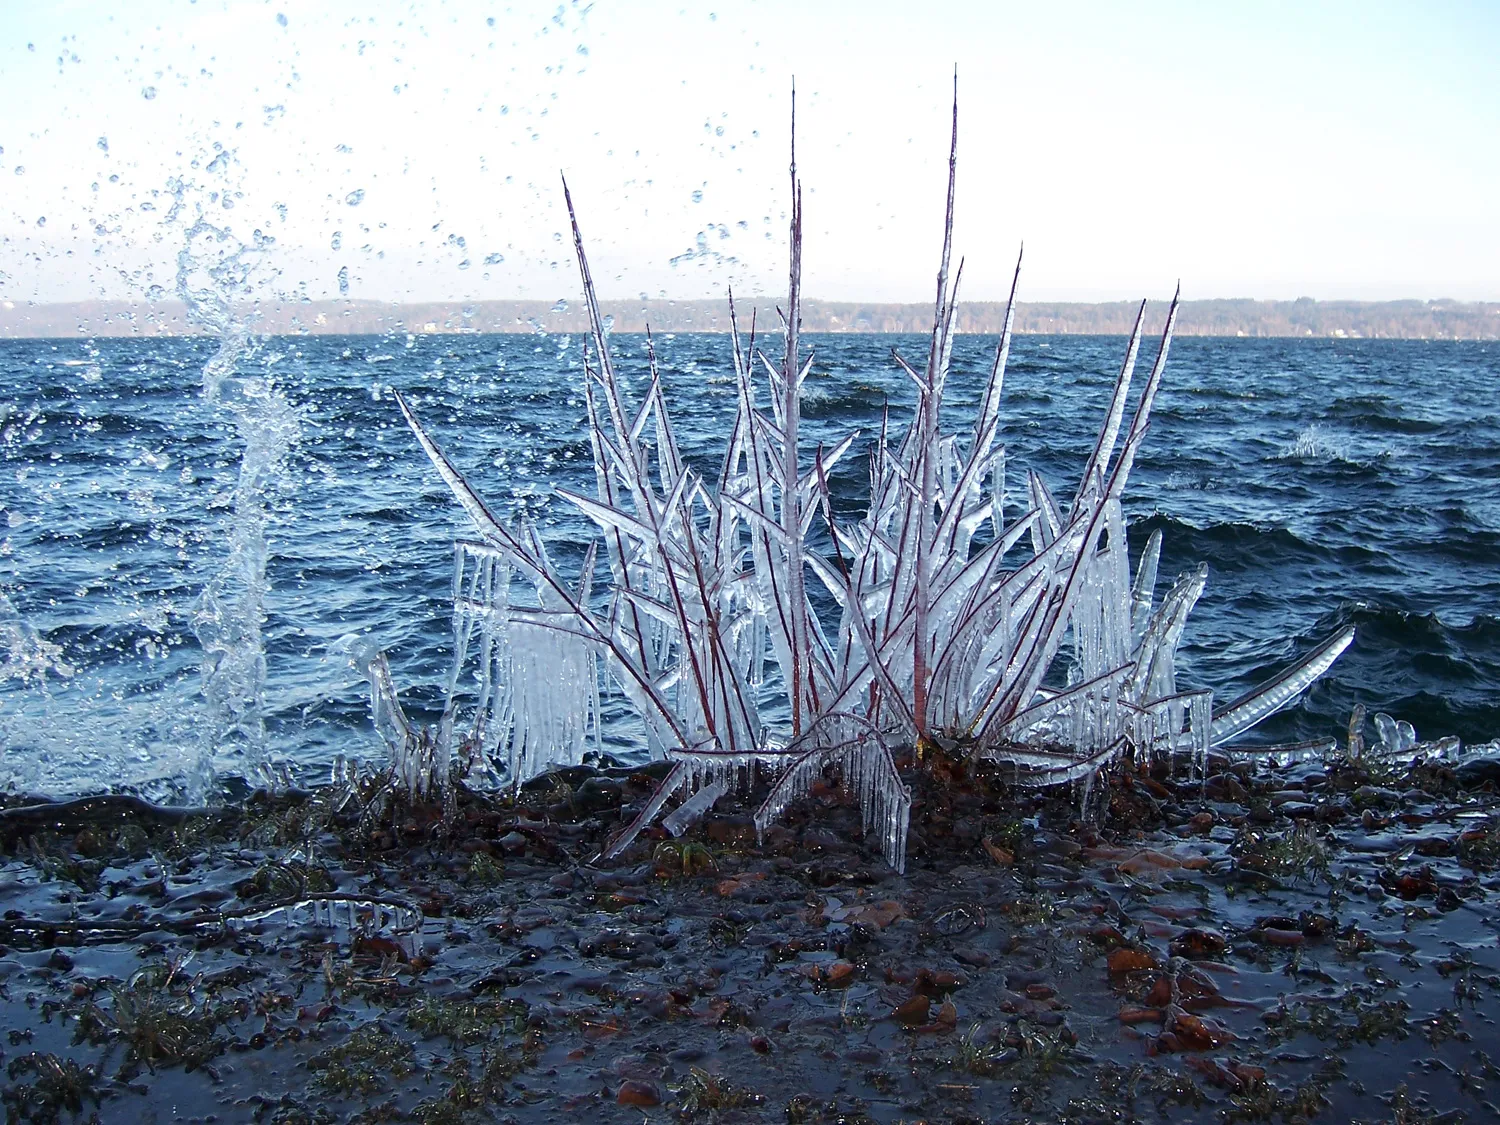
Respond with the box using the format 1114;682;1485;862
799;382;896;419
1131;513;1383;572
1312;603;1500;746
1323;395;1446;435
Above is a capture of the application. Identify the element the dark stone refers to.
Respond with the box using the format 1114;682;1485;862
573;777;623;812
800;827;842;852
1457;756;1500;787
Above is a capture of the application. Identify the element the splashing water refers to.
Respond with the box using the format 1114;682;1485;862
169;178;302;796
1280;422;1351;463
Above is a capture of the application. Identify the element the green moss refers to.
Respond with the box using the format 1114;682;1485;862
464;851;504;887
674;1066;763;1115
2;1053;104;1123
308;1024;414;1096
1233;822;1330;884
409;1048;530;1124
945;1023;1012;1078
406;996;530;1046
68;959;240;1079
236;858;336;901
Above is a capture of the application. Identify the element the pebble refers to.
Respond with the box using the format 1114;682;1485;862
615;1080;662;1106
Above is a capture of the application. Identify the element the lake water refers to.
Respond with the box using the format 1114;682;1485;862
1;332;1496;796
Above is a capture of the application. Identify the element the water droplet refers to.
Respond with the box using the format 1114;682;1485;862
96;136;109;153
487;16;495;26
145;285;166;302
483;252;504;266
551;298;569;313
331;230;342;251
35;216;45;228
13;166;23;177
141;86;157;100
344;189;365;206
457;259;470;270
337;266;350;296
276;12;288;26
690;190;703;203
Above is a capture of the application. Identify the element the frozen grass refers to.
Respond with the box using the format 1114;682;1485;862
384;82;1352;871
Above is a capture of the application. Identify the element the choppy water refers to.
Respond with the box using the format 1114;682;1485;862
1;332;1496;796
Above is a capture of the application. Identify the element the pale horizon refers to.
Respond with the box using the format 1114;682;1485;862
2;1;1496;308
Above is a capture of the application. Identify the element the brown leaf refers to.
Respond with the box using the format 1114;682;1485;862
1169;1012;1235;1051
891;994;931;1027
982;837;1014;866
825;960;856;986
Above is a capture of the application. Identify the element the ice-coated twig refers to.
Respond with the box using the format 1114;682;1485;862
1209;626;1355;747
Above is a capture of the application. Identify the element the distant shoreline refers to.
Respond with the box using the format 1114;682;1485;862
2;297;1497;340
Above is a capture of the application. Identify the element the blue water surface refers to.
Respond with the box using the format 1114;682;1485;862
0;331;1496;794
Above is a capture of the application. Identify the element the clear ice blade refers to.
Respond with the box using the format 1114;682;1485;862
1130;528;1162;644
1210;626;1355;747
662;777;729;837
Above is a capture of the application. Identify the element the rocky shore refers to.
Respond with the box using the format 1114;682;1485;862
1;744;1498;1124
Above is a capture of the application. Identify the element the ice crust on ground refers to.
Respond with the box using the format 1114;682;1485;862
384;90;1355;872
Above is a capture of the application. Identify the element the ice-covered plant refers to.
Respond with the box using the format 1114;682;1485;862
383;86;1353;871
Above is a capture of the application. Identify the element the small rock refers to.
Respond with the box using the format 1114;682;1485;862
1107;948;1159;975
615;1080;662;1107
1252;927;1304;947
800;827;843;851
706;816;755;846
572;776;622;812
1456;755;1500;787
1169;928;1229;960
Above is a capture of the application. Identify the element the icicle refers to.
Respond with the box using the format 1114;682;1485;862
1373;712;1416;757
1129;529;1162;646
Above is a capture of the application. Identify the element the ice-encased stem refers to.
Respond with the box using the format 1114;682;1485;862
1210;626;1355;747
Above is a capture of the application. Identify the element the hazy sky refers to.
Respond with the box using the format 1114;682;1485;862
2;0;1496;305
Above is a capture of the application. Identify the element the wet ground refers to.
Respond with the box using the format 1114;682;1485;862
1;744;1498;1125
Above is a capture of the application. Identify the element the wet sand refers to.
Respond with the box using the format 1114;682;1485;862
1;748;1497;1124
